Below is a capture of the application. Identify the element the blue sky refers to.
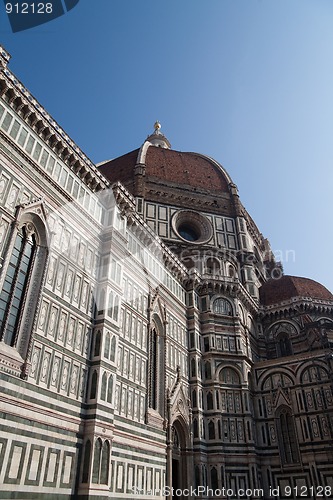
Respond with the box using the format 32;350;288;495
1;0;333;291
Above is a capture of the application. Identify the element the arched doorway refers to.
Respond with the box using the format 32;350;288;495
171;419;188;498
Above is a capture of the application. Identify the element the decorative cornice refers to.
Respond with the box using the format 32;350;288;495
0;132;104;232
254;348;333;370
192;274;259;315
146;187;230;211
259;296;333;319
242;208;266;250
0;45;109;193
0;47;10;68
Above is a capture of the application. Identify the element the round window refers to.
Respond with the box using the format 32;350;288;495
172;210;213;245
178;224;199;242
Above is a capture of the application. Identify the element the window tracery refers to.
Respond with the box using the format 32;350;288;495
219;367;240;385
277;332;293;357
92;438;110;484
0;205;49;377
148;314;165;416
82;439;91;483
276;407;300;464
213;298;232;316
0;226;36;346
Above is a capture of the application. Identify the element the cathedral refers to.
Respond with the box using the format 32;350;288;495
0;44;333;500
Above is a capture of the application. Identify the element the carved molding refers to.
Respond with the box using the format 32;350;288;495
169;378;191;427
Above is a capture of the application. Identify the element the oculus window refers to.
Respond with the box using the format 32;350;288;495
172;210;213;245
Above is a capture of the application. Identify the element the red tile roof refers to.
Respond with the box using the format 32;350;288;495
97;145;230;194
98;148;139;188
260;275;333;306
145;147;229;192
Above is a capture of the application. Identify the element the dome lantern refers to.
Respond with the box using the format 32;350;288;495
146;121;171;149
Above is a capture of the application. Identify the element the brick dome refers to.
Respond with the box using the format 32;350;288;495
98;145;231;194
260;275;333;306
97;131;237;215
145;146;230;192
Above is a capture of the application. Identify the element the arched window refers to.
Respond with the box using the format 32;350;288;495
92;439;102;484
101;372;107;401
228;265;235;278
107;290;114;318
219;367;240;385
189;331;195;349
201;418;205;440
203;337;209;352
107;291;119;322
192;390;197;408
204;361;211;380
276;407;300;464
90;371;98;400
107;375;113;403
104;333;110;358
211;467;218;490
195;465;201;488
0;227;36;346
193;418;199;438
148;315;165;416
199;389;203;408
206;258;220;275
208;421;215;440
277;333;293;357
100;441;110;485
94;330;101;357
92;439;110;484
0;209;48;377
191;359;196;377
97;288;105;315
207;392;214;410
110;336;116;362
150;327;158;410
213;298;232;316
82;439;91;483
113;295;119;321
